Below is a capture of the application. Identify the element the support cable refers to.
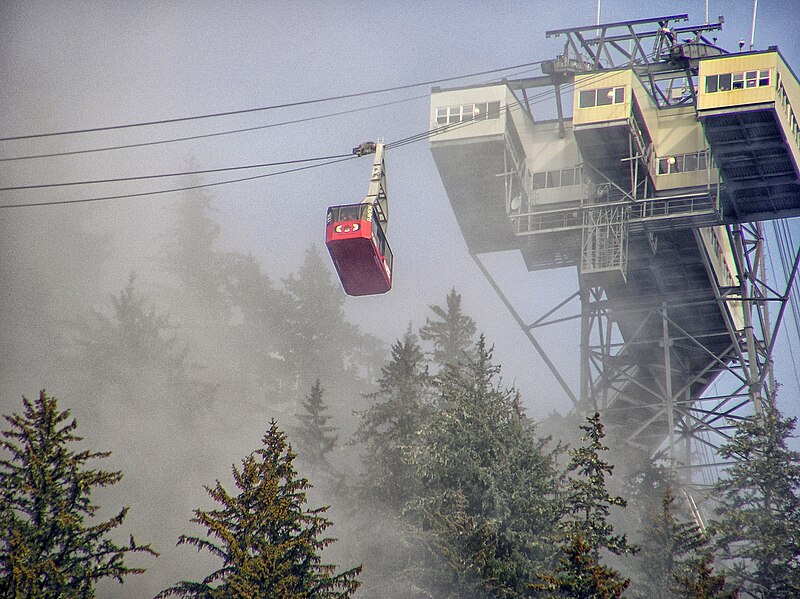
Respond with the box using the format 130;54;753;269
0;60;547;142
0;94;428;163
2;57;636;163
0;155;355;209
0;64;648;208
771;220;800;391
0;154;353;192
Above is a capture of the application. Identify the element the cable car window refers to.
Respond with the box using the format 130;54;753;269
684;153;698;172
732;73;744;90
614;87;625;103
560;168;575;186
745;71;758;88
718;73;732;91
338;206;360;221
759;70;770;87
698;152;708;170
546;170;560;188
531;172;547;189
705;76;718;93
379;223;393;271
487;101;501;119
579;89;596;108
435;108;448;125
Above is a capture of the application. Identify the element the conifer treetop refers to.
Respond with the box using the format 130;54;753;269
0;390;156;597
419;288;477;369
157;419;361;598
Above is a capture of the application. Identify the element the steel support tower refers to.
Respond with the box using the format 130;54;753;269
429;14;800;490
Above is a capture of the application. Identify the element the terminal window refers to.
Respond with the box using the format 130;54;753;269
435;101;501;125
578;86;626;108
705;69;770;93
531;166;583;189
657;150;709;175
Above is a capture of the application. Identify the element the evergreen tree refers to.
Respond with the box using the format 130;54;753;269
157;419;361;598
672;555;737;599
563;413;635;557
631;487;725;599
280;245;370;394
533;412;634;598
0;391;156;597
161;184;231;320
355;327;431;509
710;409;800;598
72;273;214;417
296;379;338;466
349;328;434;598
418;288;477;370
408;336;563;597
533;534;629;598
74;272;187;386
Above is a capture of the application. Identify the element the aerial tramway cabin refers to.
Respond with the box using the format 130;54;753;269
325;201;393;296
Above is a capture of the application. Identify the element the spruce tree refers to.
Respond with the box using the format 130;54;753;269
75;272;186;384
408;336;562;597
296;379;338;466
672;555;736;599
73;273;214;418
533;534;630;598
533;412;634;598
355;327;431;509
563;412;635;557
418;288;477;370
0;391;156;597
161;184;231;320
349;328;434;598
631;487;727;599
710;408;800;598
280;245;372;394
224;252;284;367
157;419;361;598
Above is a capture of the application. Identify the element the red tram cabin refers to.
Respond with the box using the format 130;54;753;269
325;202;393;296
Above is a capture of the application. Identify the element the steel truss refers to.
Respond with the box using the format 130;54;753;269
461;14;800;526
475;219;799;472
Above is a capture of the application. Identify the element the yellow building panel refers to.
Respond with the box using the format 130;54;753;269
773;54;800;171
698;52;778;111
573;70;632;126
777;53;800;101
700;52;778;76
630;73;659;127
698;226;744;331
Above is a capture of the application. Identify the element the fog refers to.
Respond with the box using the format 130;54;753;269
3;1;800;596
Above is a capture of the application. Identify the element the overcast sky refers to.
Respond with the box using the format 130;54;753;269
3;2;800;596
2;0;799;420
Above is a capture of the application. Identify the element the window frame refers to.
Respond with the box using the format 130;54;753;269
577;86;626;108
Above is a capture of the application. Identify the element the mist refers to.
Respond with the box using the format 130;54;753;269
3;2;800;597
